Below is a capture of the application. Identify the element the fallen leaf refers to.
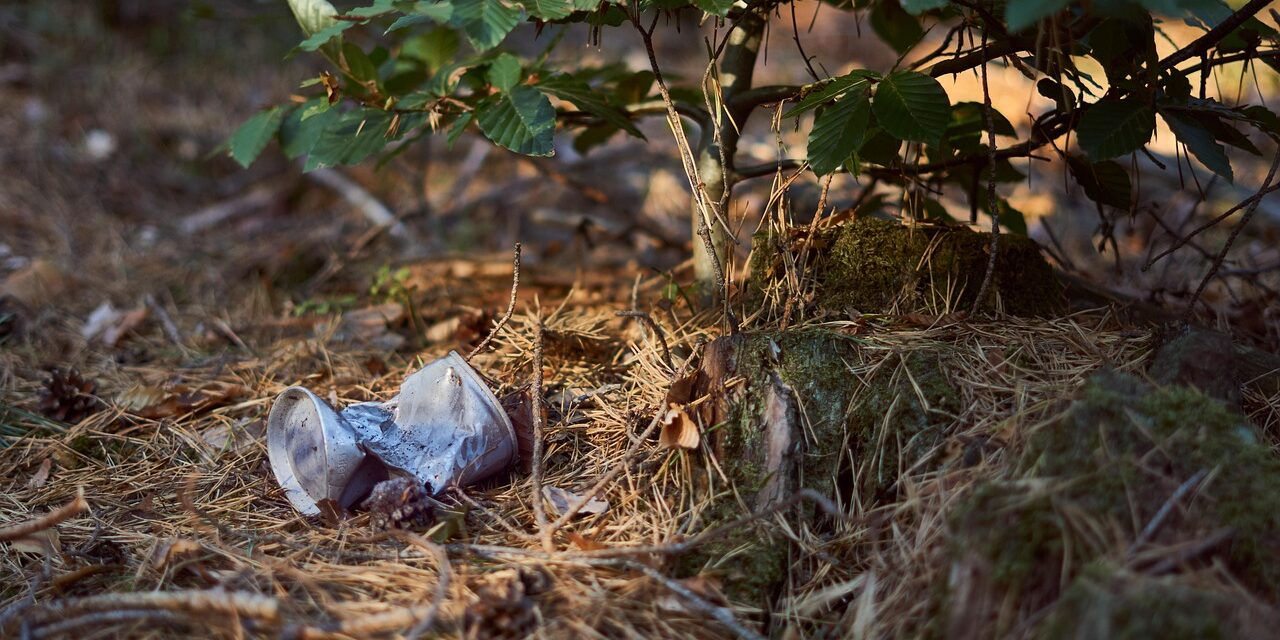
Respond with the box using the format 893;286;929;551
566;532;606;551
150;538;203;570
984;347;1008;374
117;381;247;419
658;403;699;450
82;302;148;347
27;458;51;489
8;529;60;557
0;258;68;307
542;486;608;517
334;303;406;350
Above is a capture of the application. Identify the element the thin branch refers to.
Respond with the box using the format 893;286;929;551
467;243;521;360
1127;468;1210;557
972;28;1001;314
727;84;803;113
0;492;88;542
1160;0;1274;69
615;310;674;372
1184;151;1280;319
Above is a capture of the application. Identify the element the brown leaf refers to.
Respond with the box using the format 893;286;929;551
150;538;203;570
566;532;606;551
82;302;149;347
542;486;608;517
0;258;68;307
27;458;51;489
900;310;968;328
658;403;699;450
8;529;59;557
320;71;339;104
117;381;247;420
501;390;537;474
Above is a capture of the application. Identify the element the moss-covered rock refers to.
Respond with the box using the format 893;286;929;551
751;217;1064;316
946;370;1280;637
676;330;960;604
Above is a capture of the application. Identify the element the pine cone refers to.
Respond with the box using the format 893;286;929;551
37;368;101;423
463;569;548;640
360;477;436;530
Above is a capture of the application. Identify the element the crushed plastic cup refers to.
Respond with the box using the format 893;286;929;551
267;351;516;516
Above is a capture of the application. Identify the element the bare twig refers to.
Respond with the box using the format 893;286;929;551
1127;468;1209;556
467;243;521;360
0;491;88;542
626;560;765;640
971;28;1000;315
1183;151;1280;319
178;184;283;235
1160;0;1274;69
530;325;552;552
308;168;410;241
615;310;674;372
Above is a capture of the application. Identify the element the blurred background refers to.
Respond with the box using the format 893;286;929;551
2;0;1279;361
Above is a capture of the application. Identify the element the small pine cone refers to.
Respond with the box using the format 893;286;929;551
360;477;436;530
37;368;101;423
463;569;544;640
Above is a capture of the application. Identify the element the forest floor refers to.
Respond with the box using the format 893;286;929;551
3;3;1280;639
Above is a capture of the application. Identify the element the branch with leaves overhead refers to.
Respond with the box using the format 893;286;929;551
231;0;1280;294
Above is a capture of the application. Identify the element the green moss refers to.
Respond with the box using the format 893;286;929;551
1037;565;1231;640
678;330;960;604
751;218;1065;316
949;370;1280;632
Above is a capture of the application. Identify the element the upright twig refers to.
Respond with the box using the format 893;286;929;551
529;324;553;552
467;243;521;360
971;28;1000;314
1184;151;1280;319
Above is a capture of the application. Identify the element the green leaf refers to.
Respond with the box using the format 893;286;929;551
901;0;949;14
573;123;618;155
298;20;355;51
1076;97;1154;159
342;43;379;84
1067;156;1131;208
304;109;394;170
286;0;339;36
524;0;574;20
947;102;1017;141
872;71;950;145
402;28;460;73
229;107;285;168
487;52;522;92
450;0;521;51
615;70;655;105
573;0;602;10
345;0;400;18
808;86;871;176
1005;0;1069;32
870;1;924;54
784;72;877;118
692;0;734;16
280;100;340;158
859;126;903;166
387;2;454;31
447;112;474;146
537;74;643;137
477;84;556;156
1162;111;1232;182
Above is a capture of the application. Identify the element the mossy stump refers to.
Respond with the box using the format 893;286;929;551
674;329;960;606
751;217;1065;316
